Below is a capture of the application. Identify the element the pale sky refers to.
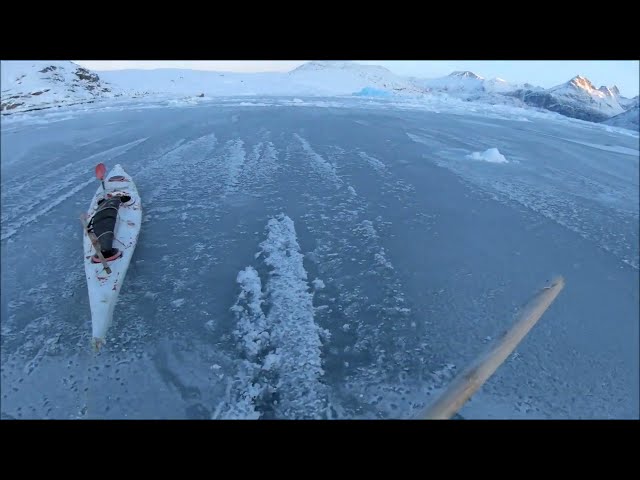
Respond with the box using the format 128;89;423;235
75;60;640;97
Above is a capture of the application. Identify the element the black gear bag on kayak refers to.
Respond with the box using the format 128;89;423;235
88;197;123;257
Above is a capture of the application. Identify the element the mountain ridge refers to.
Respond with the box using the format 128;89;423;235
1;61;637;130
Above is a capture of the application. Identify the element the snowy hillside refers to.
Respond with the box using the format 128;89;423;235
1;61;119;113
287;61;425;96
602;105;639;131
1;61;636;127
98;69;293;97
1;60;427;114
98;61;426;98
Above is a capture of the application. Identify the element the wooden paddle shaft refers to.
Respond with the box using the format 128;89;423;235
80;214;112;274
418;276;565;420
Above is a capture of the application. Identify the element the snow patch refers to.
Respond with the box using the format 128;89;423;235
258;214;327;417
222;139;246;195
294;133;342;188
231;267;268;362
466;148;509;164
241;141;279;191
238;102;271;107
222;215;327;419
358;151;387;174
2;177;95;241
561;139;639;156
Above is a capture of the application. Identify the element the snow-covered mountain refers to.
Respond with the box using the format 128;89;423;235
601;105;639;131
1;60;426;114
602;86;637;111
618;94;638;111
287;61;425;96
1;61;119;113
510;75;625;122
409;71;537;97
410;71;485;95
98;69;290;97
1;61;636;128
409;71;634;123
97;61;426;98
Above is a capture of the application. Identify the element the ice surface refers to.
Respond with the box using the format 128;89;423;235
1;99;637;420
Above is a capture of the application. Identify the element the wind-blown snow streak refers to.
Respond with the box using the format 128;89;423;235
488;178;640;270
150;136;248;202
259;214;327;418
1;177;95;241
407;132;639;269
2;137;148;208
222;139;246;196
354;220;396;272
560;139;639;156
293;133;342;188
406;132;431;146
139;134;218;208
232;267;269;362
219;215;327;419
240;140;279;191
214;267;268;420
358;151;387;173
135;134;216;182
1;136;148;239
287;141;425;408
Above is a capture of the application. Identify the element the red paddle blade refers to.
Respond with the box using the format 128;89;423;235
95;163;106;180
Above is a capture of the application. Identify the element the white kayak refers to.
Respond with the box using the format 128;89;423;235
82;164;142;348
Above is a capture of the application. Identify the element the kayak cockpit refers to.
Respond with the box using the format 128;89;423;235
97;193;133;206
88;196;124;261
107;175;129;182
91;248;122;263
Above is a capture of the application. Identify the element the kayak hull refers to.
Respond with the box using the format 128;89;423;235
83;164;142;345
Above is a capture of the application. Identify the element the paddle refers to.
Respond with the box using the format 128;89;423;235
81;163;112;274
417;276;565;419
95;162;106;192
